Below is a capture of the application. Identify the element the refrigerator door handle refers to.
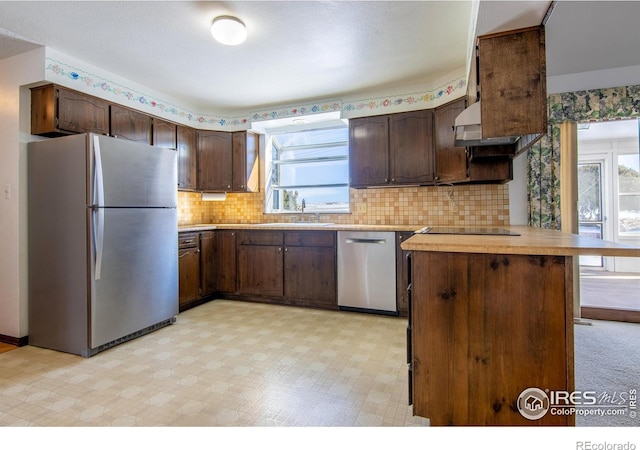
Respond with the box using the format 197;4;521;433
92;135;105;280
93;135;105;207
93;207;104;280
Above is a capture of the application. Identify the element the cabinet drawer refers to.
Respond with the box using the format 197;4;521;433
285;231;335;247
238;231;284;246
178;232;199;249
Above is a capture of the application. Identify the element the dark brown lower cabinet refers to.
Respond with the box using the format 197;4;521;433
235;230;337;308
178;233;200;309
215;231;237;294
237;231;285;297
200;231;217;297
410;251;574;426
284;231;336;309
179;229;338;311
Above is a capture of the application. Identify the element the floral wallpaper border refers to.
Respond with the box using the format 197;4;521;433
44;54;466;129
528;84;640;229
342;78;467;114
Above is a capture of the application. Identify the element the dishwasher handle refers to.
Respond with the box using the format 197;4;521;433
344;238;387;245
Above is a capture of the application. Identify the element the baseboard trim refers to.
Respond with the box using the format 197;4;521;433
0;334;29;346
581;307;640;324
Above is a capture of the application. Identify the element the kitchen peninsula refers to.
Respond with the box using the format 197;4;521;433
401;225;640;426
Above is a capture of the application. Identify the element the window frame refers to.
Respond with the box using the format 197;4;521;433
264;123;350;215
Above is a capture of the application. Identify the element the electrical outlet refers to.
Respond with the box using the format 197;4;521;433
356;203;367;213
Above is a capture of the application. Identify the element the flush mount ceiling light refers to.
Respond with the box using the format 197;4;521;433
210;15;247;46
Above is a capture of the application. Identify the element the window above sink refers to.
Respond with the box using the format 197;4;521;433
254;112;350;215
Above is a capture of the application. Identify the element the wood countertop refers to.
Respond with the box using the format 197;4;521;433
401;225;640;257
179;223;420;233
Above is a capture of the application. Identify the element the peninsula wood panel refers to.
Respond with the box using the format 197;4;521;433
410;251;574;426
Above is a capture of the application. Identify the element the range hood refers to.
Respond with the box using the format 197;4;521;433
453;101;520;147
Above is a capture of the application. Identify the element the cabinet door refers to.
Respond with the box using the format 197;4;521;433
177;126;197;191
434;98;468;183
178;247;200;308
237;244;284;297
110;105;151;143
198;130;232;192
232;131;247;192
478;26;546;138
232;131;260;192
284;246;336;306
389;110;434;185
349;116;389;187
153;118;177;149
56;86;110;135
200;231;216;297
215;231;237;294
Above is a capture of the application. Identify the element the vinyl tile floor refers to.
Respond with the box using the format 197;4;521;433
0;300;429;427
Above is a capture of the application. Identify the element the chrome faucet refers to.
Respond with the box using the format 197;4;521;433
298;199;306;222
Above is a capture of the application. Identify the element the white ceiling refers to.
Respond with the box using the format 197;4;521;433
1;1;639;117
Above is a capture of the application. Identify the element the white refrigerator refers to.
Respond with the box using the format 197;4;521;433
28;133;178;357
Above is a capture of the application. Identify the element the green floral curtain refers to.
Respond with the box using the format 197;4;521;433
528;85;640;229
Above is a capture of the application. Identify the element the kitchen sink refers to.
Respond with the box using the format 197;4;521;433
256;222;334;227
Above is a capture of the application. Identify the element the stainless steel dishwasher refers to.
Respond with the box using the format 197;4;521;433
337;231;397;314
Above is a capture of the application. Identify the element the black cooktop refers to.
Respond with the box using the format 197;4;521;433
414;226;520;236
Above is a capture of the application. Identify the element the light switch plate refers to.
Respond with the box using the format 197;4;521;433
356;203;367;213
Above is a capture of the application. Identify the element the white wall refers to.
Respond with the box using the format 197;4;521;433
547;64;640;95
508;152;529;225
0;48;45;339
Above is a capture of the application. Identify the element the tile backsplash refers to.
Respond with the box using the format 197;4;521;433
178;184;509;227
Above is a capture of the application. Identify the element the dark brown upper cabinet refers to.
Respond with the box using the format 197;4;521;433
31;84;109;137
110;104;151;143
232;131;260;193
389;110;434;185
434;98;468;183
435;98;512;184
197;130;260;193
197;130;233;192
475;25;547;142
349;115;389;187
152;118;177;149
177;125;197;191
349;110;434;188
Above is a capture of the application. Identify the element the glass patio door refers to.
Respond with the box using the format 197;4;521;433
578;161;605;267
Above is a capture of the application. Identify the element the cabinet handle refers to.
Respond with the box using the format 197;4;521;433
391;178;396;182
384;178;388;182
227;185;231;189
278;247;282;252
284;248;288;252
